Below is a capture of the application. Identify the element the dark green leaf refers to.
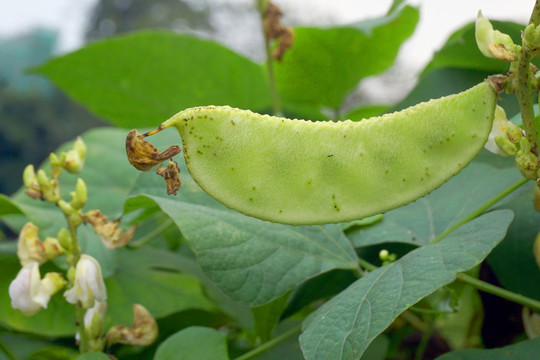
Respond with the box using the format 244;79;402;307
488;183;540;300
300;210;513;360
347;152;522;247
154;327;228;360
275;5;418;109
127;195;359;306
28;346;79;360
0;195;22;216
435;337;540;359
35;32;270;128
252;292;291;342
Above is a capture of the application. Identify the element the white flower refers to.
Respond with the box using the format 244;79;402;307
484;106;523;156
475;11;517;60
64;254;107;308
9;262;65;316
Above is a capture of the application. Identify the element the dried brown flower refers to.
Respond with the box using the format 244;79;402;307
125;129;180;171
84;210;136;249
156;160;182;195
262;2;294;62
106;304;158;347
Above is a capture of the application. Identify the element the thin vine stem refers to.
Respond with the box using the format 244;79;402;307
457;273;540;312
233;324;302;360
430;177;529;244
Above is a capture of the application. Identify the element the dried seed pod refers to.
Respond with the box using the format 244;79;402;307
149;82;497;225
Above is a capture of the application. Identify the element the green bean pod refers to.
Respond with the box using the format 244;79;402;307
160;82;497;225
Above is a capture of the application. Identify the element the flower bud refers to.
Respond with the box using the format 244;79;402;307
516;138;539;179
76;300;107;351
36;169;60;203
475;11;517;60
9;262;66;316
534;231;540;268
484;106;524;156
106;304;158;346
523;307;540;338
64;254;107;309
70;178;88;210
23;165;42;199
57;228;72;252
64;137;86;174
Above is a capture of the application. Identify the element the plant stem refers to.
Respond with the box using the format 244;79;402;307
430;177;529;244
529;0;540;26
457;273;540;312
0;337;17;360
67;221;88;353
234;324;301;360
516;0;540;152
515;46;538;151
258;2;282;116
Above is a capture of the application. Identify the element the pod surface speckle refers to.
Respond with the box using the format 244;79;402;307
163;82;497;225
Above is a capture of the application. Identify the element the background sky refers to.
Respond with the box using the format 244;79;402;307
0;0;533;69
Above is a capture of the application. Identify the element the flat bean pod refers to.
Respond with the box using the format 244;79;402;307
159;82;496;225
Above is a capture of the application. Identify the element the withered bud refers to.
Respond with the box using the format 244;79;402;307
84;210;136;249
126;129;181;171
273;27;295;62
106;304;158;347
156;160;182;195
23;165;43;200
263;2;294;62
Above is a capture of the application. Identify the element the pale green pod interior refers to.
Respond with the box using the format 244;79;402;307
161;82;496;225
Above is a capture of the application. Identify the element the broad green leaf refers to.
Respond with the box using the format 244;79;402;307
252;291;291;342
488;184;540;300
28;346;78;360
343;105;390;122
76;353;110;360
421;21;524;76
154;327;228;360
0;333;63;360
435;337;540;359
35;32;270;128
0;195;22;216
300;210;513;360
127;195;359;306
347;152;522;247
275;4;418;109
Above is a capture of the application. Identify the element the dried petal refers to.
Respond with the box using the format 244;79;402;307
106;304;158;346
156;160;182;195
84;210;136;249
126;129;181;171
